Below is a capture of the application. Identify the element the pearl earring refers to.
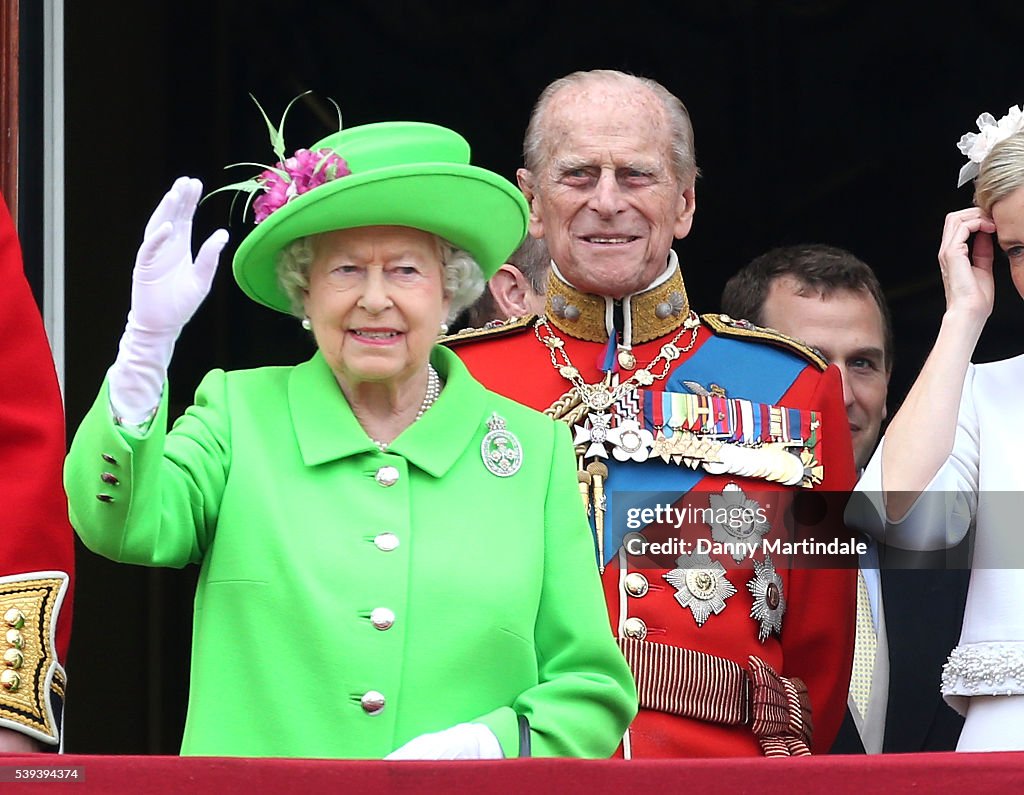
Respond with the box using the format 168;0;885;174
439;322;450;335
301;317;312;331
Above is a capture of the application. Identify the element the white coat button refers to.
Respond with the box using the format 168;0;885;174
622;532;647;553
375;466;400;487
361;690;386;715
374;533;399;552
370;607;395;630
624;572;650;597
623;617;648;640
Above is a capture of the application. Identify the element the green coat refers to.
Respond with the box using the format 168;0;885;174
65;346;636;759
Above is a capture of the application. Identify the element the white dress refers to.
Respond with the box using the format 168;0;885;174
848;354;1024;751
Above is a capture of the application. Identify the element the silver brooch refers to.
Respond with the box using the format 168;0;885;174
747;553;786;642
707;483;770;563
481;412;523;477
663;552;737;627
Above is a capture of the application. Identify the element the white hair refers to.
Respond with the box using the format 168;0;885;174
276;233;485;323
523;69;699;186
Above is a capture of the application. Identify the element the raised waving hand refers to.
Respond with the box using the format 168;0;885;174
108;178;229;423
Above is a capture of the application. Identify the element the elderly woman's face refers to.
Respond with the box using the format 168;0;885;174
302;226;450;386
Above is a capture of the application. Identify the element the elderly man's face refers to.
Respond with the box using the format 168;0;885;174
518;81;695;298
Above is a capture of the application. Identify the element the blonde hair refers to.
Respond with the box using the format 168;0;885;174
975;131;1024;214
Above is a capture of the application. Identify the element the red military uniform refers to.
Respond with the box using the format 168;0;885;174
0;192;74;748
448;261;856;756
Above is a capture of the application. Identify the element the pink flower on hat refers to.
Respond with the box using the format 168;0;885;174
206;93;353;223
252;148;351;223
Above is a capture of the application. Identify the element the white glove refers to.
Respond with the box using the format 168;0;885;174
108;177;229;423
384;722;504;760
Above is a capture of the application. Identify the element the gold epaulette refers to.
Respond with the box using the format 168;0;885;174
439;315;538;347
0;571;69;744
701;313;828;371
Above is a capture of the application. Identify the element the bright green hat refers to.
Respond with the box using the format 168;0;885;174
232;121;529;314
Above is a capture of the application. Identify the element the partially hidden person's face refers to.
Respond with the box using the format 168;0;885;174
760;277;889;470
519;81;695;299
302;226;450;387
991;184;1024;300
488;262;549;320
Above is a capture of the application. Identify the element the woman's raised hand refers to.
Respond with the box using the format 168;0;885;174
877;207;996;514
938;207;997;323
130;177;229;333
108;178;229;424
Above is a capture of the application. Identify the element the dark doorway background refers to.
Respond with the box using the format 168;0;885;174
62;0;1024;753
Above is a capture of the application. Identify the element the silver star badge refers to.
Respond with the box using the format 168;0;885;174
747;553;786;642
663;552;737;627
707;483;771;562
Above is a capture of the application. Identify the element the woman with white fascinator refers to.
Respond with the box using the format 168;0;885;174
64;100;636;759
848;105;1024;751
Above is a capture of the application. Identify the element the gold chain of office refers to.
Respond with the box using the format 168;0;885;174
533;312;701;413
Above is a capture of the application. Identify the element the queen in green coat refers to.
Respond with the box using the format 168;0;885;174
64;114;636;759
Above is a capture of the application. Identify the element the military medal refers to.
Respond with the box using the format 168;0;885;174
799;448;824;487
707;483;770;562
747;553;786;641
572;412;613;458
643;388;822;487
663;552;737;627
481;412;523;477
610;390;642;424
534;313;700;424
606;418;653;462
575;374;617;412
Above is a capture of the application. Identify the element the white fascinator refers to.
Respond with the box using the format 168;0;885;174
957;105;1024;187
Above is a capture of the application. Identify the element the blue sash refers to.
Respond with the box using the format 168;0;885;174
600;335;808;565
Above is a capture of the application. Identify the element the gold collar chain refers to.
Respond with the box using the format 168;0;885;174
533;311;701;413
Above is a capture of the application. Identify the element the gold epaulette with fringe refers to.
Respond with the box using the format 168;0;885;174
0;571;69;744
701;313;828;371
439;314;538;347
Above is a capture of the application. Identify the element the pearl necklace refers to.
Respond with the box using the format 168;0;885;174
371;365;442;451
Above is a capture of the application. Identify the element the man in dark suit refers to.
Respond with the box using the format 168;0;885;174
722;243;968;753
